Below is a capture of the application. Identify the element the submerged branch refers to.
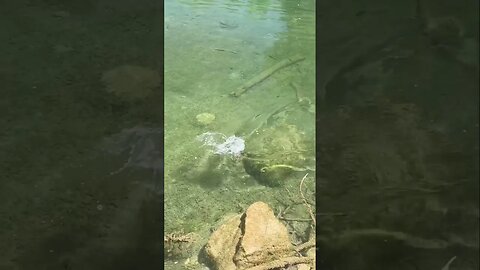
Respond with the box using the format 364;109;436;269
231;55;305;97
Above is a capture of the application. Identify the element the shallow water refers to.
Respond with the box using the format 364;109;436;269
164;0;316;267
165;0;479;269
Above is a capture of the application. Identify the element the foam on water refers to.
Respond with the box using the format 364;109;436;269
197;132;245;157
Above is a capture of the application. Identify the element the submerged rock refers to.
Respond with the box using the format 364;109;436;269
204;202;296;270
242;123;313;187
196;112;216;126
234;202;295;269
204;214;242;270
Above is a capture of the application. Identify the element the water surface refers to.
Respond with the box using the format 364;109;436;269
164;0;316;268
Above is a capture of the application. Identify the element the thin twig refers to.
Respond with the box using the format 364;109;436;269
246;256;313;270
295;238;316;253
299;173;316;226
212;48;238;54
279;217;312;222
231;55;305;97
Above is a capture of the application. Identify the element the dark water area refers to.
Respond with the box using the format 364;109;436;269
0;0;163;269
317;0;479;269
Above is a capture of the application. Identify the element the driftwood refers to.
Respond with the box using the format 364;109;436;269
231;55;305;97
246;256;313;270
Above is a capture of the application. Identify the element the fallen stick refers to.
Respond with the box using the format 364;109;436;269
212;48;238;54
260;164;311;173
299;173;316;226
231;55;305;97
279;217;312;222
246;256;313;270
295;238;316;253
441;256;457;270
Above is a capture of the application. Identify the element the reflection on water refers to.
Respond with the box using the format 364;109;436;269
165;0;315;268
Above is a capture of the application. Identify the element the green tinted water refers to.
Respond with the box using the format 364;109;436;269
164;0;315;267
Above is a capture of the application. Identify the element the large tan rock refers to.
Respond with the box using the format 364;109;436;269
234;202;295;268
205;202;295;270
204;214;242;270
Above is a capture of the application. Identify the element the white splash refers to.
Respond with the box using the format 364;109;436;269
197;132;245;157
